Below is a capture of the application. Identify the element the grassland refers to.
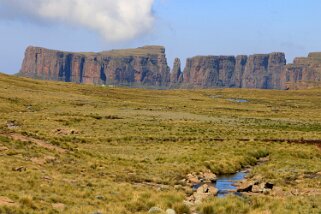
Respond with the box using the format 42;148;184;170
0;73;320;214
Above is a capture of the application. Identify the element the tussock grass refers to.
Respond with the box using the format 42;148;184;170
197;195;321;214
0;73;320;213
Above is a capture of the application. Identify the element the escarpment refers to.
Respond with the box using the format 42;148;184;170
241;52;286;89
182;56;236;88
280;52;321;89
20;46;170;86
182;53;286;89
19;46;321;89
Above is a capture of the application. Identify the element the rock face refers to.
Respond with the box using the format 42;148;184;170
182;53;286;89
19;46;321;89
182;56;236;88
20;46;171;86
170;58;183;86
241;53;286;89
230;55;248;88
280;52;321;89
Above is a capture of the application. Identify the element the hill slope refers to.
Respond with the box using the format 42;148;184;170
0;73;320;213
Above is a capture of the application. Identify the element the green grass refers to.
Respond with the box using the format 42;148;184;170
0;73;320;213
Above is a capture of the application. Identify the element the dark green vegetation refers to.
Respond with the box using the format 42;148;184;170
0;73;320;213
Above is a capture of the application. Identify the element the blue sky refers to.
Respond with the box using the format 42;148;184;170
1;0;321;74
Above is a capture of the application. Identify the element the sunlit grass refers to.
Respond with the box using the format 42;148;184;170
0;73;320;213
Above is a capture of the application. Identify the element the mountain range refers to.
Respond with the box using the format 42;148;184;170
19;46;321;90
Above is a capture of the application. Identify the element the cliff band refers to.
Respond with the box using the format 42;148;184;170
19;46;321;89
20;46;170;86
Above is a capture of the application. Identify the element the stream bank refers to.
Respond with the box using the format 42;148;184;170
184;156;271;205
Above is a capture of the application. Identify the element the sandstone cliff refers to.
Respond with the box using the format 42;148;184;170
182;53;286;89
230;55;248;88
280;53;321;89
182;56;236;88
19;46;321;90
20;46;170;86
241;53;286;89
170;58;183;86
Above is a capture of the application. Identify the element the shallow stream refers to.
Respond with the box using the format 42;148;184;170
215;171;246;197
192;171;247;197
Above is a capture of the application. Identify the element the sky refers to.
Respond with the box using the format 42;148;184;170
0;0;321;74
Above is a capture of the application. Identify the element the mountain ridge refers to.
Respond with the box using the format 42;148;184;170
19;46;321;90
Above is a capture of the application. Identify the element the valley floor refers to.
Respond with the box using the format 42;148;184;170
0;73;320;214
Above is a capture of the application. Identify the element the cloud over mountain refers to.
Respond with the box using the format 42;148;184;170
0;0;155;42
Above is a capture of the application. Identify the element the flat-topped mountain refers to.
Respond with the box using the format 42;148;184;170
180;53;286;89
20;46;170;86
19;46;321;89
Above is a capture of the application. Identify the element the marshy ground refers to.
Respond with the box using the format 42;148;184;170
0;73;320;213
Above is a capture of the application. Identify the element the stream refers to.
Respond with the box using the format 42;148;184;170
192;171;247;198
215;171;246;197
189;157;270;200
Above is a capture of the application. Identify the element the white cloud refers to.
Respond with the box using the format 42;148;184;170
0;0;155;42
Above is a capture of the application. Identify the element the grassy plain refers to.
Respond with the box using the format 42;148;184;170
0;73;320;213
